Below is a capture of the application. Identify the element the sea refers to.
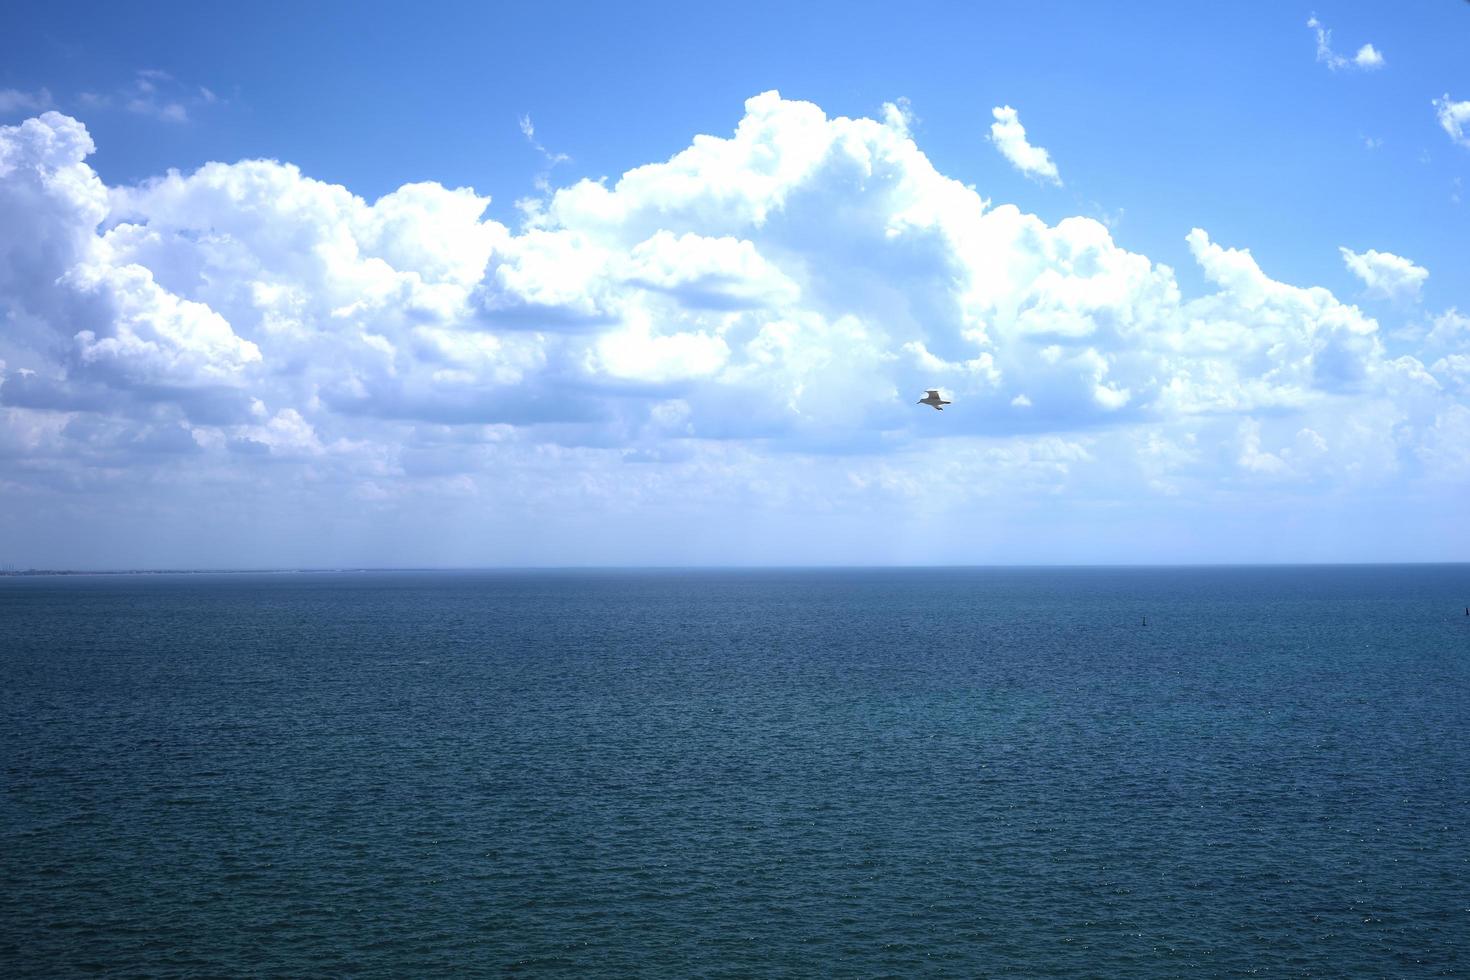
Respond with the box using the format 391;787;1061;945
2;566;1467;977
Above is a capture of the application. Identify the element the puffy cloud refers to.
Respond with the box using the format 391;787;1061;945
1179;228;1384;398
593;318;729;384
1307;16;1385;72
1352;44;1384;69
65;260;261;386
0;95;1435;442
623;231;799;310
988;106;1061;186
1339;247;1428;302
0;113;258;410
1433;94;1470;149
0;92;1466;563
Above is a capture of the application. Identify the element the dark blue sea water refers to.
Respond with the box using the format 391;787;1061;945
2;567;1468;977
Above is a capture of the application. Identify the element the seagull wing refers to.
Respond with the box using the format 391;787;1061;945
926;390;941;399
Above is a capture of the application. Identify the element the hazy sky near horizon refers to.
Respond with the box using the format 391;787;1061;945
1;0;1467;568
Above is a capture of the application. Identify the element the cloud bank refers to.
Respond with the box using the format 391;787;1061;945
1;93;1465;564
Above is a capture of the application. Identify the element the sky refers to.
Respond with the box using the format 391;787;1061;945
0;0;1467;568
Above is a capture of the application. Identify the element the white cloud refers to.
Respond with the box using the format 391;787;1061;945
1339;247;1428;302
518;113;570;193
0;95;1427;439
623;230;799;309
1307;16;1384;71
0;112;258;403
2;92;1467;564
1353;44;1384;69
1431;353;1470;391
881;97;915;135
1423;308;1470;351
70;71;214;124
0;88;53;115
593;315;730;383
1238;418;1287;475
988;106;1061;186
125;69;189;122
1433;94;1470;149
1415;404;1470;479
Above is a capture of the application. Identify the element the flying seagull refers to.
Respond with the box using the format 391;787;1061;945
918;389;951;411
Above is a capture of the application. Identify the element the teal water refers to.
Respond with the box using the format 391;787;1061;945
2;567;1468;976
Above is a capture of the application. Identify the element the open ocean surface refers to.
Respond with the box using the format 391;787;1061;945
2;566;1468;977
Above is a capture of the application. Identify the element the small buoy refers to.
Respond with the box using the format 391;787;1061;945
1142;616;1147;627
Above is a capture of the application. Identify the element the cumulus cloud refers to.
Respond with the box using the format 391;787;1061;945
1339;247;1428;302
0;112;258;408
988;106;1062;186
1352;44;1384;69
1434;94;1470;149
1307;16;1385;71
0;92;1466;563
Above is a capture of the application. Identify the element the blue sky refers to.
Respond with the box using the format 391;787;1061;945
0;1;1467;567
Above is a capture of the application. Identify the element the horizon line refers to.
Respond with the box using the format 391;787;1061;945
2;561;1467;576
